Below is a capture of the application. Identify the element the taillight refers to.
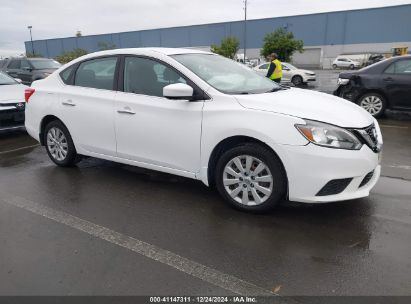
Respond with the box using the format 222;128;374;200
25;88;35;103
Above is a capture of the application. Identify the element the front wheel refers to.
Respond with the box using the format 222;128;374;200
357;93;387;118
44;120;80;167
291;75;303;86
332;64;337;69
350;64;355;70
215;143;287;212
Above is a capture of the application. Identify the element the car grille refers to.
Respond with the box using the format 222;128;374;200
0;105;25;130
316;178;353;196
354;124;380;152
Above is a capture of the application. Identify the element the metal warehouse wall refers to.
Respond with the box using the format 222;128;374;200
25;4;411;58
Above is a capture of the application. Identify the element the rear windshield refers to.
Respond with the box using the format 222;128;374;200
30;59;61;70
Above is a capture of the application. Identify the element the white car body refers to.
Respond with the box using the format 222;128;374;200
0;71;27;131
25;48;382;204
333;57;361;69
254;62;316;84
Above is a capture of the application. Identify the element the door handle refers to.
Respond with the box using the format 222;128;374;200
383;77;394;82
62;100;76;106
117;107;136;115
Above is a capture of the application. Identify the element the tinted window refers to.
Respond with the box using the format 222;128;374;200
8;60;20;69
30;59;61;69
60;65;75;84
124;57;186;97
385;59;411;74
75;57;118;90
21;59;30;70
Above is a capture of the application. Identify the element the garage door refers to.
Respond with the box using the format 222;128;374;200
291;48;321;68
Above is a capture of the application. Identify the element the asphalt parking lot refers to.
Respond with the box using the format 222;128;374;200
1;71;410;297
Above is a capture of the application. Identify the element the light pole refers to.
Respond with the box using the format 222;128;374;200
27;26;34;56
243;0;247;64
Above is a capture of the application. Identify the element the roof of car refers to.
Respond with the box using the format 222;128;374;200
87;47;213;57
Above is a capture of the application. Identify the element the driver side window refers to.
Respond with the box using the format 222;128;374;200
124;57;186;97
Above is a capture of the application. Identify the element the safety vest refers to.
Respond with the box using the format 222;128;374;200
269;59;283;80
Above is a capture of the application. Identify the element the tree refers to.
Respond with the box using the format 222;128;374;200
76;30;82;37
260;28;304;62
97;42;116;51
211;36;240;59
55;48;88;64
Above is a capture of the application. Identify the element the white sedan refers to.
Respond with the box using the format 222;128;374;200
25;48;382;212
254;62;316;86
0;71;27;131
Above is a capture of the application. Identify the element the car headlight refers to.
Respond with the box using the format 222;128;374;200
295;120;362;150
337;78;350;85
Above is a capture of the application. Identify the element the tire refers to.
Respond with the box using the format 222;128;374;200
291;75;303;86
44;120;81;167
332;64;337;69
357;92;387;118
214;143;287;213
350;64;354;70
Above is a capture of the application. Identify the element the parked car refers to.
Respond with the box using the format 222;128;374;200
254;62;316;86
1;57;61;85
0;71;27;131
332;57;361;69
25;48;382;212
334;55;411;117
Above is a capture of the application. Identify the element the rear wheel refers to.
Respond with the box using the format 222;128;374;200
291;75;303;86
357;93;387;118
44;120;80;167
332;64;337;69
215;143;287;213
350;64;355;69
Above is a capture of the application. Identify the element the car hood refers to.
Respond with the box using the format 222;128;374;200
0;84;27;103
234;88;374;128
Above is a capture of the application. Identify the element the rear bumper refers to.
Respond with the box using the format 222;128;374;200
278;143;381;203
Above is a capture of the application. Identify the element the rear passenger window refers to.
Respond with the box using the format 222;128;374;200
74;57;118;90
60;66;75;84
384;59;411;74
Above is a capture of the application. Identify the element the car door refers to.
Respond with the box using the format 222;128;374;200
281;64;292;82
114;56;204;176
382;58;411;109
58;56;118;156
5;59;21;78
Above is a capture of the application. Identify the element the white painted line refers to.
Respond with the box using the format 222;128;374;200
0;195;275;297
386;164;411;170
379;125;409;129
0;144;40;155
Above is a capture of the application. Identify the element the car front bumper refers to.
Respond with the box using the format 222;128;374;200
278;143;381;203
0;108;25;131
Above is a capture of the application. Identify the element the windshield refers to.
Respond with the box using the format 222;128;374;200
30;59;61;70
0;72;17;85
284;63;297;70
172;53;280;94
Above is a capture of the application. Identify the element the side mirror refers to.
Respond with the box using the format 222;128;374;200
14;78;23;83
163;83;194;100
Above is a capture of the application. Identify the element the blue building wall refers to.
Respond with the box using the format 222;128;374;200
25;4;411;58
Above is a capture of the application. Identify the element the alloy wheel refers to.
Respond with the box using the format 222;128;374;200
223;155;273;206
360;95;383;116
47;127;69;161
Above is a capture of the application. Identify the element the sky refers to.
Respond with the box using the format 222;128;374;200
1;0;411;57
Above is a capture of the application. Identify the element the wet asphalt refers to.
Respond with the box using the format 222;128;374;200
0;74;410;297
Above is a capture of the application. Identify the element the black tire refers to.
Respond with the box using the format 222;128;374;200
350;64;354;70
332;64;337;69
357;92;387;118
44;120;81;167
214;143;287;213
291;75;303;86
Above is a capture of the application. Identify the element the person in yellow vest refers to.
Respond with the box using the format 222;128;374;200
266;53;282;83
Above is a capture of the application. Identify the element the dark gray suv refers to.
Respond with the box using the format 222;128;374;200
1;57;61;85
